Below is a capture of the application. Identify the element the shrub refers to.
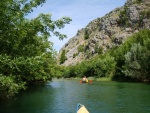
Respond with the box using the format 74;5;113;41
84;28;89;40
77;45;85;52
73;53;78;58
118;6;130;27
60;50;67;64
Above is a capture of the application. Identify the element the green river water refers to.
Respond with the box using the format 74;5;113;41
0;79;150;113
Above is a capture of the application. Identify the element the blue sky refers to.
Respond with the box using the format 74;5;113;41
28;0;127;52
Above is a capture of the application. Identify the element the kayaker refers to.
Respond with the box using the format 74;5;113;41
82;76;88;82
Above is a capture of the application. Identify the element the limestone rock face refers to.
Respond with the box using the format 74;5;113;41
57;0;150;66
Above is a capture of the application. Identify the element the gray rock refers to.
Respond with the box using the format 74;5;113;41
57;0;150;66
127;6;139;23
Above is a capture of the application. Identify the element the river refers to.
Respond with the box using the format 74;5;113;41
0;79;150;113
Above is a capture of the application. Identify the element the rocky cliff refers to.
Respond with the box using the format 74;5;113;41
58;0;150;66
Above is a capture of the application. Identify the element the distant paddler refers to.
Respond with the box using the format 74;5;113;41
82;76;88;83
80;76;93;84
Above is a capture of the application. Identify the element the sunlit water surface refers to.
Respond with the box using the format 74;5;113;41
0;79;150;113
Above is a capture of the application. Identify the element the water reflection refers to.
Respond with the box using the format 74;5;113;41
0;80;150;113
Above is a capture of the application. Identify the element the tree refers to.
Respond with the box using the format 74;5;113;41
124;43;143;79
0;0;72;98
124;41;150;81
60;50;67;64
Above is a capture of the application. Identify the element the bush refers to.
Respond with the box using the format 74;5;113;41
60;50;67;64
84;28;89;40
118;6;130;27
77;45;85;52
73;53;78;58
61;29;150;82
124;40;150;81
113;29;150;81
94;44;103;54
0;75;26;98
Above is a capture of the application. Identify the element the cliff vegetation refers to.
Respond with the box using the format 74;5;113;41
57;0;150;82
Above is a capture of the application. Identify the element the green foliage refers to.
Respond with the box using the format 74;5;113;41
118;6;130;27
93;55;116;77
61;54;116;79
84;28;89;40
52;66;65;78
0;75;26;98
60;50;67;64
85;49;91;59
124;40;150;81
62;66;77;78
139;10;150;27
0;53;57;97
124;43;143;79
112;29;150;81
0;0;71;98
112;39;132;78
133;0;143;4
61;29;150;82
73;53;78;58
77;45;84;52
140;10;150;18
94;44;103;54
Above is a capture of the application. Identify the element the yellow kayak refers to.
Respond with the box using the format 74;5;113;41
77;103;89;113
82;80;88;83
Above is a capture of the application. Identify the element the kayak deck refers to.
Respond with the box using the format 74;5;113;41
77;103;89;113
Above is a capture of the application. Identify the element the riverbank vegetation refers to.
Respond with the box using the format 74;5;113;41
0;0;71;98
0;1;150;99
60;29;150;82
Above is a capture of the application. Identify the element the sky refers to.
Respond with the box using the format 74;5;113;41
28;0;127;52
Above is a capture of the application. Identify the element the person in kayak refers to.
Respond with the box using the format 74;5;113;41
82;76;88;83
